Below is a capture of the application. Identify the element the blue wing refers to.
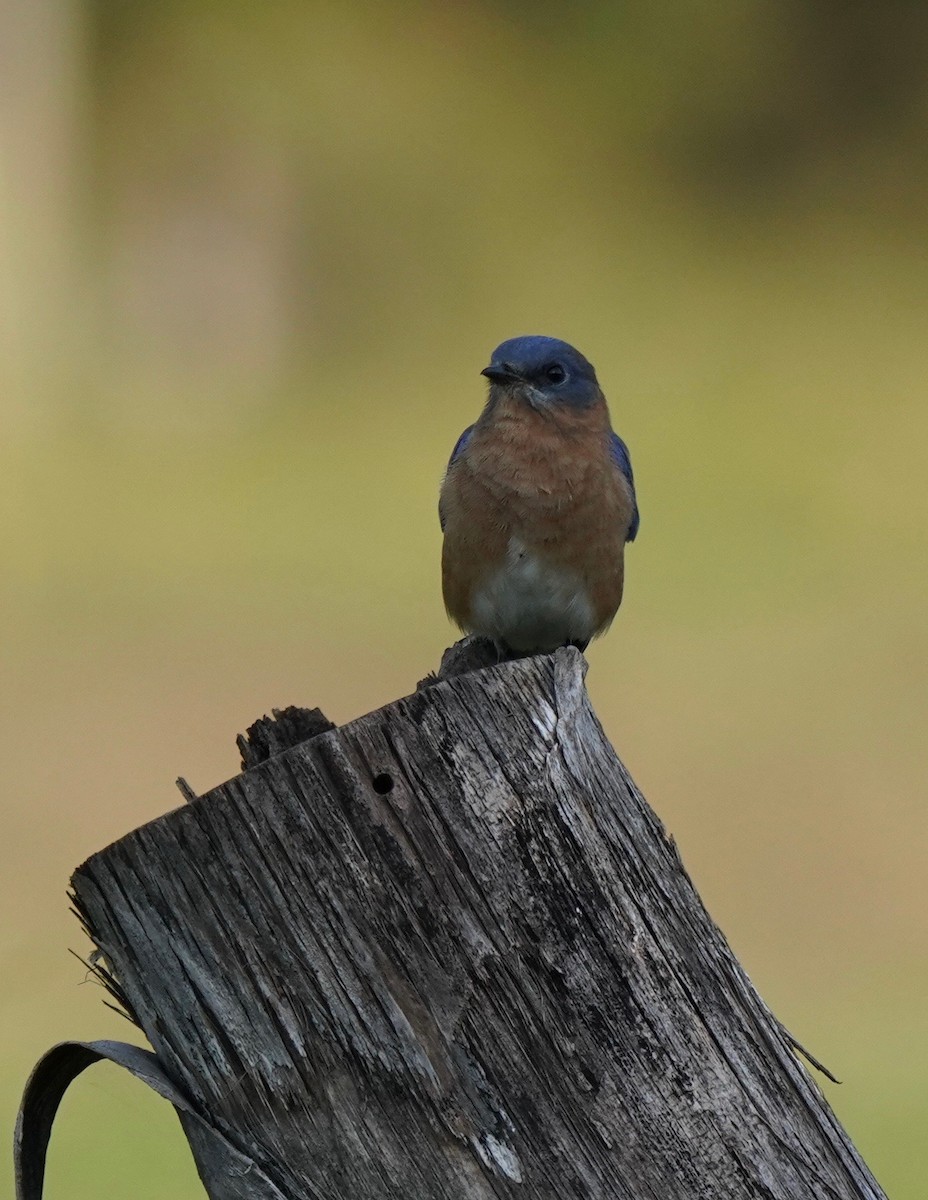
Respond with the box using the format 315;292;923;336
439;424;474;530
448;424;474;467
610;433;640;542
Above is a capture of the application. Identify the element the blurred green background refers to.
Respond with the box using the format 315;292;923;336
3;1;926;1195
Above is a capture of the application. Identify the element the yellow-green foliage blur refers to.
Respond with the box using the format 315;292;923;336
3;3;926;1196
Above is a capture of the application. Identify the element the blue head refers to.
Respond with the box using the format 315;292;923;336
481;335;601;410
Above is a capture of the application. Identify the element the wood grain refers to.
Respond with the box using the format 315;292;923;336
69;645;886;1199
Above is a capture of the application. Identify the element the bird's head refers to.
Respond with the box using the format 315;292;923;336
481;335;601;411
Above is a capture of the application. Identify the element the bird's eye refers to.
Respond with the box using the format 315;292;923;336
545;363;566;384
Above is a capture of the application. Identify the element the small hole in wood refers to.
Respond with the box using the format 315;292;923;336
372;772;394;795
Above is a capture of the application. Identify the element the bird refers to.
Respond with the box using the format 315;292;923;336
439;335;639;657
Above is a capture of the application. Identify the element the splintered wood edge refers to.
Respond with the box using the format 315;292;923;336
69;645;577;1023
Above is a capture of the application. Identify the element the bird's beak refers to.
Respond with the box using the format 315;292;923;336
481;365;522;385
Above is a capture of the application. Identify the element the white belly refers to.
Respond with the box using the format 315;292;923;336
471;538;595;652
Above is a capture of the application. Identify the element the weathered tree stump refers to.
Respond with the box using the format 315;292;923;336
16;643;887;1199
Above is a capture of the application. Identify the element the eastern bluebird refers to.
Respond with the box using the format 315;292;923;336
440;335;639;656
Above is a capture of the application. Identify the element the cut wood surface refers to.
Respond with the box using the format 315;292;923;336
22;643;887;1199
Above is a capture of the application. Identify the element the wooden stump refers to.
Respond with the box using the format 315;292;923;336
16;645;887;1199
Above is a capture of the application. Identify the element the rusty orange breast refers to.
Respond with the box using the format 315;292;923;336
440;395;635;649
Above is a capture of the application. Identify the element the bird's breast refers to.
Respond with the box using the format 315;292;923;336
470;536;596;652
440;407;632;649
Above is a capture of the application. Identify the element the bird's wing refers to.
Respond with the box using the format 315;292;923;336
610;432;640;542
439;424;474;530
448;424;474;467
